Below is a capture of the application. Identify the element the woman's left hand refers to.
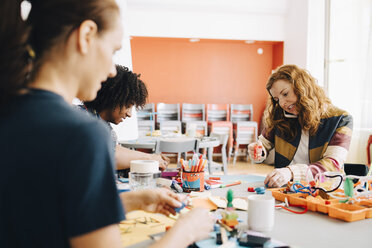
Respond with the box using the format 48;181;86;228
128;188;182;216
264;168;293;188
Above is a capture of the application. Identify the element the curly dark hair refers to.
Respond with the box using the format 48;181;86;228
84;65;148;113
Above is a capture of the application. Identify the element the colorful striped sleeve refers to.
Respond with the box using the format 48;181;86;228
289;114;353;182
256;128;275;162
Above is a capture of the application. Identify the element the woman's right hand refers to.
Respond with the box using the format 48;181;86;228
172;208;214;243
248;141;264;163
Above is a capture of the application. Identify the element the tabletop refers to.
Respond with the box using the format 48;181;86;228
119;136;220;150
125;175;372;248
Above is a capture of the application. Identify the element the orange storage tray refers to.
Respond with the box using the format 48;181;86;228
269;188;288;202
356;200;372;218
287;193;308;206
269;188;371;222
328;203;367;222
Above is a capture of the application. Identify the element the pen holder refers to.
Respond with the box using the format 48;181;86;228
182;171;204;192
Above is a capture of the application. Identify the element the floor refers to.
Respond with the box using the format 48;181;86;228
169;159;274;177
213;160;274;176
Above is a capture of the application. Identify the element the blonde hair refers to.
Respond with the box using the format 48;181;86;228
263;64;332;140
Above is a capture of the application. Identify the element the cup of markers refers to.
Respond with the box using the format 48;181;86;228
180;154;206;192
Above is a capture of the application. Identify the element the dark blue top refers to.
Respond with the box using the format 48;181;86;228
0;89;125;248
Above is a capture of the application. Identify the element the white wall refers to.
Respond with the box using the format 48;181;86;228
306;0;325;86
283;0;308;68
112;0;139;141
126;0;287;41
126;0;325;74
120;0;329;140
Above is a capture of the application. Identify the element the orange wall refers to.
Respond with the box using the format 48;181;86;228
131;37;283;123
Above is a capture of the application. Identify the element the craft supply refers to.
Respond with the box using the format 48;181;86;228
253;145;262;160
275;202;307;214
216;219;233;232
119;211;176;246
238;234;271;247
221;190;239;228
181;154;206;192
174;202;186;213
209;177;221;180
156;178;172;188
171;180;183;193
130;160;159;173
204;183;211;190
208;196;248;210
161;171;178;179
182;171;205;192
269;176;372;222
247;187;255;192
216;227;228;245
254;187;266;194
180;155;206;173
220;181;241;188
129;160;160;190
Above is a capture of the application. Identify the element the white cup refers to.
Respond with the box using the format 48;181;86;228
248;195;275;232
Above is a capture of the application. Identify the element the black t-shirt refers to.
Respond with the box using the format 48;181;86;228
0;89;125;247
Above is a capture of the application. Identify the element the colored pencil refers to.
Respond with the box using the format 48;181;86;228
220;181;241;188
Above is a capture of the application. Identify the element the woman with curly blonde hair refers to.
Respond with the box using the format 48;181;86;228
248;65;353;187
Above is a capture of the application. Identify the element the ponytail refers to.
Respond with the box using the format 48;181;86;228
0;0;32;108
0;0;119;108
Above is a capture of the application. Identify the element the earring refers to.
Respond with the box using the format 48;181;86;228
20;0;32;21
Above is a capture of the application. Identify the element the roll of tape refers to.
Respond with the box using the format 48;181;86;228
130;160;159;173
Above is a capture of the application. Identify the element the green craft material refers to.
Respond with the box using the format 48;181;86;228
226;189;234;208
344;178;354;198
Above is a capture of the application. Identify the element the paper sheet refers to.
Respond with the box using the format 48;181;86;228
120;210;176;247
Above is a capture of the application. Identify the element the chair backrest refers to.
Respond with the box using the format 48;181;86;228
155;138;199;154
137;103;155;121
182;103;205;122
209;132;228;149
138;120;155;137
185;121;208;137
235;121;258;144
231;104;253;123
206;104;230;122
156;103;180;123
159;121;182;135
210;121;233;149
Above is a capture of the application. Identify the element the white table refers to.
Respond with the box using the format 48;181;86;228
126;175;372;248
119;136;222;173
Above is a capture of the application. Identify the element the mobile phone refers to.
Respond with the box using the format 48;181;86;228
283;110;297;118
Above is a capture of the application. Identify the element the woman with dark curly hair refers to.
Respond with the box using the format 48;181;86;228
248;64;353;187
82;64;170;171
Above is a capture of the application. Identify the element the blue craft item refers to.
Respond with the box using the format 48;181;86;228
292;183;316;195
171;180;183;193
254;187;265;194
204;183;211;190
174;202;186;213
118;178;129;183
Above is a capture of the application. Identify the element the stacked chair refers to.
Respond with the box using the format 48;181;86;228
230;104;257;164
156;103;181;135
137;103;155;137
182;103;207;136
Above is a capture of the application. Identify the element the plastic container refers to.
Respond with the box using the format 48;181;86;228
129;172;160;191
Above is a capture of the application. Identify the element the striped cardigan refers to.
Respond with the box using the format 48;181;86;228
259;107;353;181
